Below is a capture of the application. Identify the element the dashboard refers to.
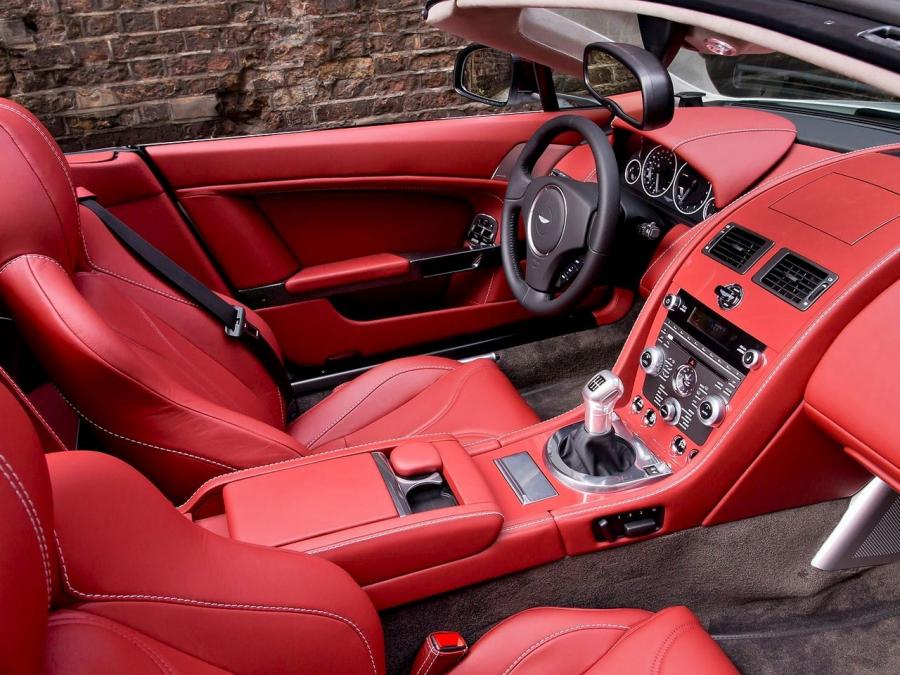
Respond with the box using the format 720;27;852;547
621;136;718;223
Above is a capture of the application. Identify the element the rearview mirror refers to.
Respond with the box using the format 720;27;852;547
583;42;674;129
455;45;513;106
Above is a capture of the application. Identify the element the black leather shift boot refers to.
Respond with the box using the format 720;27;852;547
557;425;636;476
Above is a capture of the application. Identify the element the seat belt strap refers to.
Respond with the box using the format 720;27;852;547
79;197;295;417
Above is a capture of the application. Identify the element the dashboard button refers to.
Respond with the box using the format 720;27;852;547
671;435;687;456
631;396;644;413
643;409;657;427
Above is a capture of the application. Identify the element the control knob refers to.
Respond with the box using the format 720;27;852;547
639;346;665;376
697;394;726;427
663;294;682;311
742;348;764;370
659;397;682;425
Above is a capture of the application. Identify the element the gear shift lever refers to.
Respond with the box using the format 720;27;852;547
582;370;624;435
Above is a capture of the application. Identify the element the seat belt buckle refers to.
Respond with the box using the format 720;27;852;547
225;305;258;339
409;631;467;675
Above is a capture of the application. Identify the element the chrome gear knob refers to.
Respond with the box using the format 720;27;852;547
582;369;624;435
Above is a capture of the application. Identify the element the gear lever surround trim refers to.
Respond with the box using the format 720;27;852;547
544;417;672;493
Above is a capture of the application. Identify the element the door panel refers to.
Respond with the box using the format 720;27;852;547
143;108;614;367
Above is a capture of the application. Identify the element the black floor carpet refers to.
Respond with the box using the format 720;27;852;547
497;301;643;419
381;498;900;674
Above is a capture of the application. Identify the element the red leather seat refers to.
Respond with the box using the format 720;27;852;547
451;606;737;674
0;98;539;502
1;376;734;674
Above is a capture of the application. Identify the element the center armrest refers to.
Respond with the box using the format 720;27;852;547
219;440;504;586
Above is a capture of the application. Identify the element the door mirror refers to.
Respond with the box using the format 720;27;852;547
583;42;674;129
454;45;513;106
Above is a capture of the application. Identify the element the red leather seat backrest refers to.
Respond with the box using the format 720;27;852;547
0;99;307;501
0;380;56;674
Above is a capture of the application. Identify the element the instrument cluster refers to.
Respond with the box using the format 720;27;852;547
623;143;718;221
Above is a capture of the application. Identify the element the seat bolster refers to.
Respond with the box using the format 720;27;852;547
45;610;229;675
290;356;539;452
47;451;385;675
452;606;737;675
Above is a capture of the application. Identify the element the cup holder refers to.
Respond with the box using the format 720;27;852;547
373;452;458;516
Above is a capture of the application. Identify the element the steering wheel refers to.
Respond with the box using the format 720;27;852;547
501;115;620;316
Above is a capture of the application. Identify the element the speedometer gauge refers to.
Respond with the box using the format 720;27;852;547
673;164;712;215
641;145;677;198
624;157;641;185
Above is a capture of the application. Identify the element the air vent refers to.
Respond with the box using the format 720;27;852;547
752;249;838;310
703;223;773;273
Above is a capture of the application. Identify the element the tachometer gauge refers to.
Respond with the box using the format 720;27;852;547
673;163;712;216
624;157;642;185
702;198;717;220
641;145;677;198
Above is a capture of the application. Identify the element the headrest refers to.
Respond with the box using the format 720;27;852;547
0;98;81;272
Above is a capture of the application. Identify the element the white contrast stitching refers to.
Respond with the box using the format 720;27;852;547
0;364;67;452
305;365;455;447
49;614;176;675
670;127;795;151
501;623;630;675
56;388;237;471
53;531;378;675
0;453;52;605
305;511;503;554
414;643;440;675
500;517;554;533
178;431;456;509
0;253;67;276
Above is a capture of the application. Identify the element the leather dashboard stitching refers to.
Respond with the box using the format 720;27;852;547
0;453;52;605
500;623;630;675
304;510;503;554
53;531;379;675
670;127;795;152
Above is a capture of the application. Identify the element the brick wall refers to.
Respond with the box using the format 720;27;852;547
0;0;492;151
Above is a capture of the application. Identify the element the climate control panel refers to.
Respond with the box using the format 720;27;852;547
638;291;766;445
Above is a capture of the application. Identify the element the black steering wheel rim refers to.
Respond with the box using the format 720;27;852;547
501;115;620;316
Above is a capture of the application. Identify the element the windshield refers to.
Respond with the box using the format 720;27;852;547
529;8;900;117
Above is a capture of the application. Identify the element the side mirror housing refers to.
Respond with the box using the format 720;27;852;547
583;42;674;129
454;45;540;107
